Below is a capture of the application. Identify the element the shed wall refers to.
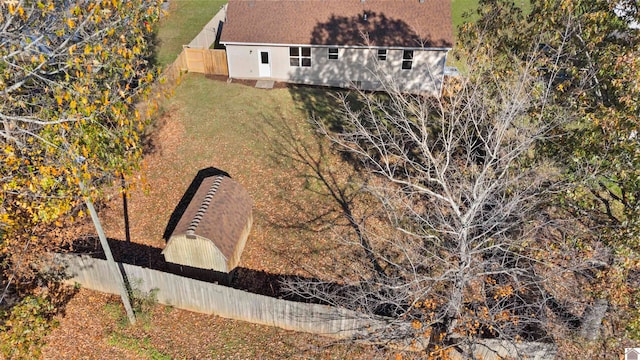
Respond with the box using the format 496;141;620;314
162;235;228;272
225;45;447;94
229;213;252;270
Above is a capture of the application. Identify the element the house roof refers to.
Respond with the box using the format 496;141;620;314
170;175;252;260
220;0;453;48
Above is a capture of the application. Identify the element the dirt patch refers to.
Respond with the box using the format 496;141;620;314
204;75;290;90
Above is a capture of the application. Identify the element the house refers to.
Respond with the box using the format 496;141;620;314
162;175;253;273
219;0;453;94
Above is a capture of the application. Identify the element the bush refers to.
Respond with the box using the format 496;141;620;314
130;286;159;319
0;295;59;359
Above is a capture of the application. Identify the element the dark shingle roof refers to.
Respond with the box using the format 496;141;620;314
171;175;252;259
220;0;453;48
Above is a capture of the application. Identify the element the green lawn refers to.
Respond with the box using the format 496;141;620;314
451;0;480;34
451;0;532;36
155;0;227;66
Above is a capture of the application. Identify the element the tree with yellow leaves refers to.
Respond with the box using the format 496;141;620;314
0;0;162;293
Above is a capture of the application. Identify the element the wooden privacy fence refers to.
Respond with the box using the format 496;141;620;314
55;254;382;338
55;253;556;359
188;4;227;49
183;48;228;76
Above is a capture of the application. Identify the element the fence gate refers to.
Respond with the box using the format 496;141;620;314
184;48;229;76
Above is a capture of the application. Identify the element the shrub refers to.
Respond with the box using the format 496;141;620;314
0;295;59;359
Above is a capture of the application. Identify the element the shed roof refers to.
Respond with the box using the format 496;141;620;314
220;0;453;48
170;175;252;259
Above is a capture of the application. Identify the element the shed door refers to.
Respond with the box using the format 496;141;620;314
258;50;271;77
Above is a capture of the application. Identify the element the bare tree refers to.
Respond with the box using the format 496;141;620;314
460;2;640;350
280;46;607;356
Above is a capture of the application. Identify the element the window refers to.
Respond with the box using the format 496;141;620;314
289;47;299;66
290;47;311;67
328;48;339;60
260;52;269;64
402;50;413;70
377;49;387;61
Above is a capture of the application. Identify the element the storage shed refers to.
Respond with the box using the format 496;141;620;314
162;175;253;273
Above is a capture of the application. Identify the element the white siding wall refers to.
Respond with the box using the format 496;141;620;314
225;45;263;79
225;45;447;94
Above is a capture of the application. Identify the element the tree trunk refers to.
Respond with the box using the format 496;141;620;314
447;276;465;334
579;298;608;341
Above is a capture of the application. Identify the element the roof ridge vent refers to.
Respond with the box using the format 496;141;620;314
186;176;224;238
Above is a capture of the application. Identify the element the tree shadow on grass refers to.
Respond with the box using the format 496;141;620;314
260;112;389;278
287;84;395;173
288;85;349;132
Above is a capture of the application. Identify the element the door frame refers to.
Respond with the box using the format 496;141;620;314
258;49;271;77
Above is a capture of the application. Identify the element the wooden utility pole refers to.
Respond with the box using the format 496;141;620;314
80;181;136;324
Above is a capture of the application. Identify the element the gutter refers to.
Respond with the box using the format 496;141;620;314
220;41;452;52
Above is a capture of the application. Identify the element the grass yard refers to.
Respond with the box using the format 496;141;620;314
43;75;383;358
96;75;361;278
451;0;480;34
42;289;375;359
155;0;227;66
43;1;538;357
